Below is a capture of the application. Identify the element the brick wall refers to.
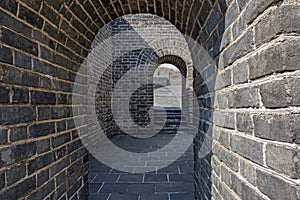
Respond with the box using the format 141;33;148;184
193;0;300;199
0;0;91;199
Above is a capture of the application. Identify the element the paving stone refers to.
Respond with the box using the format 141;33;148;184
99;183;129;194
170;193;195;200
127;183;155;194
155;182;194;193
118;174;143;183
144;174;168;182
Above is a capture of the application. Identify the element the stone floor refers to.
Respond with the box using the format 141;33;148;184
88;134;195;200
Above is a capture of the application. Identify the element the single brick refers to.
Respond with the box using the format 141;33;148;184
36;139;51;154
266;143;299;178
0;46;13;64
0;107;36;125
231;134;264;165
12;87;29;103
29;122;55;138
254;114;299;143
31;90;56;105
0;129;8;145
260;79;289;108
10;126;27;142
0;85;9;103
15;51;32;70
257;169;299;200
228;86;259;108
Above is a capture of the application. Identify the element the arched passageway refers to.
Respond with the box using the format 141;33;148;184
0;0;299;200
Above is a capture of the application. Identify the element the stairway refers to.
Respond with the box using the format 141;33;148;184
152;107;190;134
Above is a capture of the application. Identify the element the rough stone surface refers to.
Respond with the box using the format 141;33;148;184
266;144;299;178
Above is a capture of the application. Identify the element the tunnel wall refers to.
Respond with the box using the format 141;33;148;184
0;0;90;199
193;0;300;199
0;0;299;200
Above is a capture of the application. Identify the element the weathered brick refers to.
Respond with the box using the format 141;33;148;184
41;3;60;26
213;111;235;129
15;51;32;70
232;60;248;84
38;107;52;121
225;1;239;27
213;129;230;149
254;114;299;143
6;162;26;186
245;0;280;24
266;143;299;178
43;22;66;44
288;77;300;106
237;112;253;134
0;9;32;37
0;129;8;145
0;170;4;190
228;86;259;108
255;5;300;46
215;69;231;90
241;182;265;200
31;90;56;105
27;180;55;200
28;152;55;175
50;157;70;176
0;107;36;125
33;59;57;77
37;139;51;154
0;142;36;167
257;169;299;200
52;132;71;148
260;79;289;108
212;143;239;172
0;176;36;200
0;85;9;103
230;173;243;197
223;30;254;67
230;134;264;165
29;122;55;138
37;169;49;187
19;5;44;29
1;28;38;56
240;159;257;186
0;0;17;14
249;40;300;79
232;15;246;41
10;126;27;142
12;87;29;103
0;46;13;64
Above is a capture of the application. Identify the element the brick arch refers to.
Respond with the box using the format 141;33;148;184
157;55;188;78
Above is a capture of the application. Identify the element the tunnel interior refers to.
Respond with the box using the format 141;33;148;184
0;0;299;200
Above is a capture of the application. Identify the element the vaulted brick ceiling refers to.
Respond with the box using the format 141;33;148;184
31;0;218;49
